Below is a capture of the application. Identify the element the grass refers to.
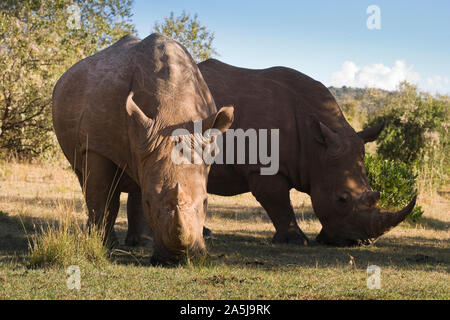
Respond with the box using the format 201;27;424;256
28;214;107;269
0;159;449;299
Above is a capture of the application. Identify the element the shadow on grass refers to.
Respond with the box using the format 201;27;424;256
204;232;450;270
0;210;62;264
1;195;448;271
412;216;450;231
108;223;450;271
207;204;317;223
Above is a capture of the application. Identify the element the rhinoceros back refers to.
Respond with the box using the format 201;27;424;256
52;33;216;180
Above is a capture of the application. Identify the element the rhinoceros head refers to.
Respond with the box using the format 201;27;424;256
308;119;416;246
126;93;234;263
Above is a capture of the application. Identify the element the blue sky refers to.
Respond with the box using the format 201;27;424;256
132;0;450;94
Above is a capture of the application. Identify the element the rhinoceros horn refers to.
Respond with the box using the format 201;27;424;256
169;184;190;243
365;195;417;239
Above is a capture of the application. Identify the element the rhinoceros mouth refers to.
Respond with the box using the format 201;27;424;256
150;246;208;266
316;196;417;246
315;231;376;247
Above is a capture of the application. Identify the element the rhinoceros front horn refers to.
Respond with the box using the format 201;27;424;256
169;184;190;243
368;196;417;238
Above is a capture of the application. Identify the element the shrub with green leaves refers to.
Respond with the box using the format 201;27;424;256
365;82;448;166
365;154;423;222
1;0;135;159
153;11;217;62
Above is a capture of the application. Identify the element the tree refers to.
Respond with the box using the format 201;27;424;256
365;82;448;165
153;11;217;63
0;0;135;158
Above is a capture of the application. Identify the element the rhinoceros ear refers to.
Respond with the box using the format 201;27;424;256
202;105;234;134
318;121;342;150
310;115;341;149
126;92;154;147
126;92;153;129
357;121;385;143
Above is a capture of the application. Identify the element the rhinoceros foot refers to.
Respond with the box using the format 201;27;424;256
125;233;152;247
104;230;120;249
273;228;309;246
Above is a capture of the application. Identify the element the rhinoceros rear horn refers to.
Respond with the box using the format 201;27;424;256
357;121;385;143
202;105;234;134
368;195;417;238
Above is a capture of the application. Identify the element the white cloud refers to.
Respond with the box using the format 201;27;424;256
329;61;360;87
328;60;450;94
422;75;450;94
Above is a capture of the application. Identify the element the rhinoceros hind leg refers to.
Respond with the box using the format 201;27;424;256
79;151;121;248
248;173;309;246
125;191;153;247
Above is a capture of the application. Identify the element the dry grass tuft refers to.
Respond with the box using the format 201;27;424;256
28;209;108;269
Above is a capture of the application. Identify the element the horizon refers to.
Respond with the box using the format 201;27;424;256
131;0;450;95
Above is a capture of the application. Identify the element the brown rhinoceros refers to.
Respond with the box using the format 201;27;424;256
124;58;417;247
52;34;234;264
191;59;416;246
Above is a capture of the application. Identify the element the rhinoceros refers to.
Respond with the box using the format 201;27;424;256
190;58;416;246
52;34;234;264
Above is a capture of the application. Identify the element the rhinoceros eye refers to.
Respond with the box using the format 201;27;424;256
337;192;350;204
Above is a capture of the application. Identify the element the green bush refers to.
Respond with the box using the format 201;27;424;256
1;0;135;159
365;83;448;165
153;11;217;62
365;154;423;222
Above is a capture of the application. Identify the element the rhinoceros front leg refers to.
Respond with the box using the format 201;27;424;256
248;173;309;245
79;151;121;248
125;191;153;247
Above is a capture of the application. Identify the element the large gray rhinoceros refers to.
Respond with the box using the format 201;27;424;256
52;34;234;264
195;59;416;247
